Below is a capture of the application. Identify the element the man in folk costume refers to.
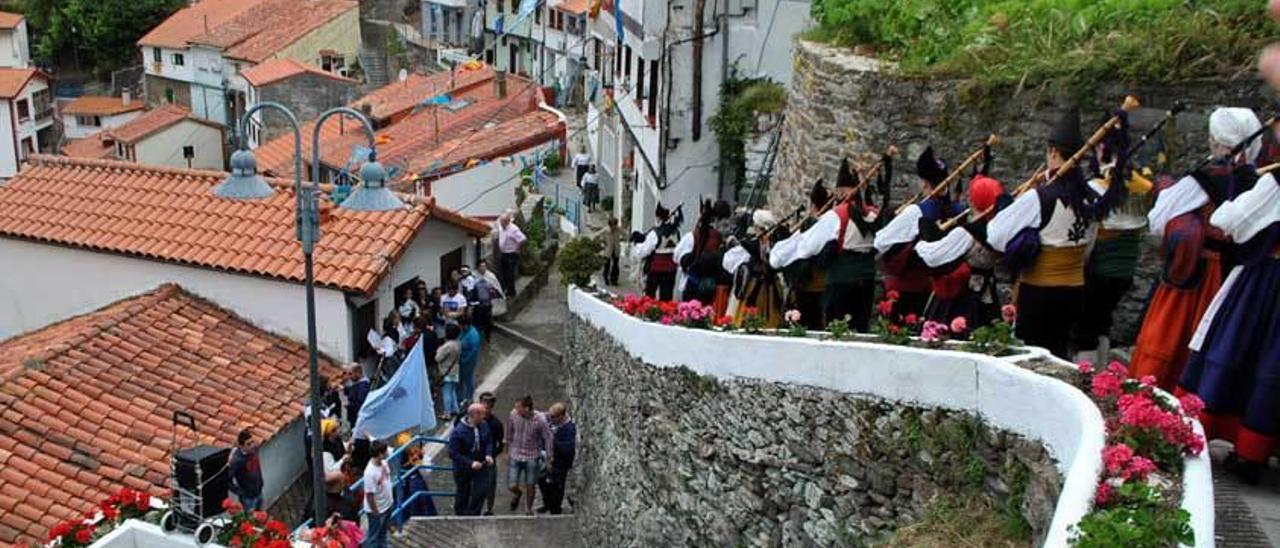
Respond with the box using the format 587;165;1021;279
674;200;726;306
1072;143;1155;365
914;175;1008;327
724;210;787;327
771;155;891;331
1131;108;1262;390
631;203;682;300
875;147;964;318
775;180;832;330
1177;170;1279;484
987;109;1126;359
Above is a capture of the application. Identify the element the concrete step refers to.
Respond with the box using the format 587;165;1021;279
394;515;582;548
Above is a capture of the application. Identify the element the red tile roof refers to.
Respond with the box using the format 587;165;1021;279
403;110;564;183
138;0;265;49
107;105;223;145
0;11;24;29
0;155;490;293
255;67;498;177
61;134;116;160
0;68;44;100
189;0;358;63
62;96;146;116
240;58;358;87
0;284;341;546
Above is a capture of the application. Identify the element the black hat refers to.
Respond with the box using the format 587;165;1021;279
1049;108;1084;153
809;179;830;208
835;158;860;188
655;203;670;220
915;147;948;186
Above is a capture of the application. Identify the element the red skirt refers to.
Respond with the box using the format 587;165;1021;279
1130;254;1223;391
712;285;731;317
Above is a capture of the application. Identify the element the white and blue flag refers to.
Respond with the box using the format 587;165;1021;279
353;338;436;439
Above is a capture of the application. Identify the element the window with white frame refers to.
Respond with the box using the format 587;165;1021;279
76;115;102;127
172;53;184;66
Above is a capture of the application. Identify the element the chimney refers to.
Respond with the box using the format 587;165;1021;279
495;69;507;99
121;90;132;107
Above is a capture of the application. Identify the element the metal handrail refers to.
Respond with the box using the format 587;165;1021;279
390;490;457;523
347;435;451;493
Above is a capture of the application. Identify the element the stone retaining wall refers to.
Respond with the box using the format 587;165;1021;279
770;39;1269;342
567;315;1060;546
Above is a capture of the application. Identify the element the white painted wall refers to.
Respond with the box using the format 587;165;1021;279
134;119;224;170
0;22;30;68
372;221;476;322
0;238;354;359
190;46;229;124
0;97;16;177
16;77;51;147
258;417;306;505
427;150;527;218
142;46;197;84
61;110;144;140
567;288;1215;548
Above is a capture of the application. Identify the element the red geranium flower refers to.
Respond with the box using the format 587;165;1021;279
239;521;256;536
75;528;93;544
904;313;918;325
886;290;900;301
251;510;268;523
876;300;893;316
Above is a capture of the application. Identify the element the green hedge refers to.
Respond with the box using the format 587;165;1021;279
809;0;1280;88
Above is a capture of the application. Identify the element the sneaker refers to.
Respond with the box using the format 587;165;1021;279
508;493;521;512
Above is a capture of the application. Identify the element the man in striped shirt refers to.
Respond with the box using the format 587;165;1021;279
505;395;553;515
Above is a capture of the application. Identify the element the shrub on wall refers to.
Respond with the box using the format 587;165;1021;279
559;236;606;287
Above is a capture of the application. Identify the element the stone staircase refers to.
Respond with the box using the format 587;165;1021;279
361;49;390;88
393;515;582;548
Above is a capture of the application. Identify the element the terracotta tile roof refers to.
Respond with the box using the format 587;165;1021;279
61;134;116;160
553;0;589;15
62;96;146;116
0;68;43;100
0;155;490;294
107;105;223;145
138;0;265;49
190;0;358;63
255;67;498;177
0;284;341;546
240;58;358;88
403;110;564;182
0;11;24;29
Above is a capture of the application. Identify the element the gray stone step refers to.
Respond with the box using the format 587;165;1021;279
394;515;582;548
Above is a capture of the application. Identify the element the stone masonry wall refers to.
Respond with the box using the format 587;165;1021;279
770;40;1269;342
566;316;1063;547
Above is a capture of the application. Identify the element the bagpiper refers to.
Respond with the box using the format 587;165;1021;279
914;175;1008;327
631;203;682;300
777;180;832;330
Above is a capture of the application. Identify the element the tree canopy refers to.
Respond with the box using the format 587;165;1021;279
23;0;185;78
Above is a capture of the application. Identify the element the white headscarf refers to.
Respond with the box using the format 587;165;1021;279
752;209;777;231
1209;107;1263;164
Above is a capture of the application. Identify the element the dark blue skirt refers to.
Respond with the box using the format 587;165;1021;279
1179;256;1280;435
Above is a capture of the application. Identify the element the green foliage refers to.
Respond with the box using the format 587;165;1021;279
709;66;787;195
808;0;1280;91
738;308;767;334
825;315;853;340
889;494;1031;547
541;151;562;172
514;201;546;275
25;0;186;78
558;236;605;287
871;316;912;345
1070;483;1193;548
600;195;614;213
965;319;1021;356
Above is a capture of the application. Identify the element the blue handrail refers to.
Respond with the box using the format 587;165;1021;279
390;490;456;522
347;435;450;493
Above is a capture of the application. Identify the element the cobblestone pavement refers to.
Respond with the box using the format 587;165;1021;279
394;515;580;548
1210;442;1280;546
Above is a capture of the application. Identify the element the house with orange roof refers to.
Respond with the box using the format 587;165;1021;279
62;105;226;170
0;155;490;362
60;93;146;140
238;58;360;147
138;0;360;128
253;65;568;218
479;0;589;89
0;283;342;546
0;10;30;69
0;66;53;178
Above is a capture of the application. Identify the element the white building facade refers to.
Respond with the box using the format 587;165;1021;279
0;69;53;177
584;0;810;232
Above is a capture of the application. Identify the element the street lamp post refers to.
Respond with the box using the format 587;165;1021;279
215;102;402;524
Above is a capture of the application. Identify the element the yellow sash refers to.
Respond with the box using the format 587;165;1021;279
1020;246;1089;287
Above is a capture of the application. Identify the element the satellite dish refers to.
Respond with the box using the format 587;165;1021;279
398;69;409;83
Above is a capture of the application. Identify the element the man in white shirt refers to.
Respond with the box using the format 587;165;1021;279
582;165;600;212
440;284;469;321
496;211;527;298
571;145;591;187
362;440;394;548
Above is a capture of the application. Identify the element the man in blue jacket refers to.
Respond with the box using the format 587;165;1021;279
538;402;576;514
448;403;495;516
457;316;482;402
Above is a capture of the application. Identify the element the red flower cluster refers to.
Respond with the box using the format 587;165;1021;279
49;487;154;545
1116;392;1205;456
48;519;96;546
612;294;732;329
1101;443;1157;481
220;498;290;548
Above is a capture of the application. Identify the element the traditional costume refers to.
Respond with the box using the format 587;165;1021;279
779;180;832;330
675;201;726;307
771;156;890;331
1073;165;1154;364
1177;172;1280;481
631;203;681;300
875;147;963;318
1131;108;1261;390
915;175;1007;327
987;109;1125;359
726;210;787;328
